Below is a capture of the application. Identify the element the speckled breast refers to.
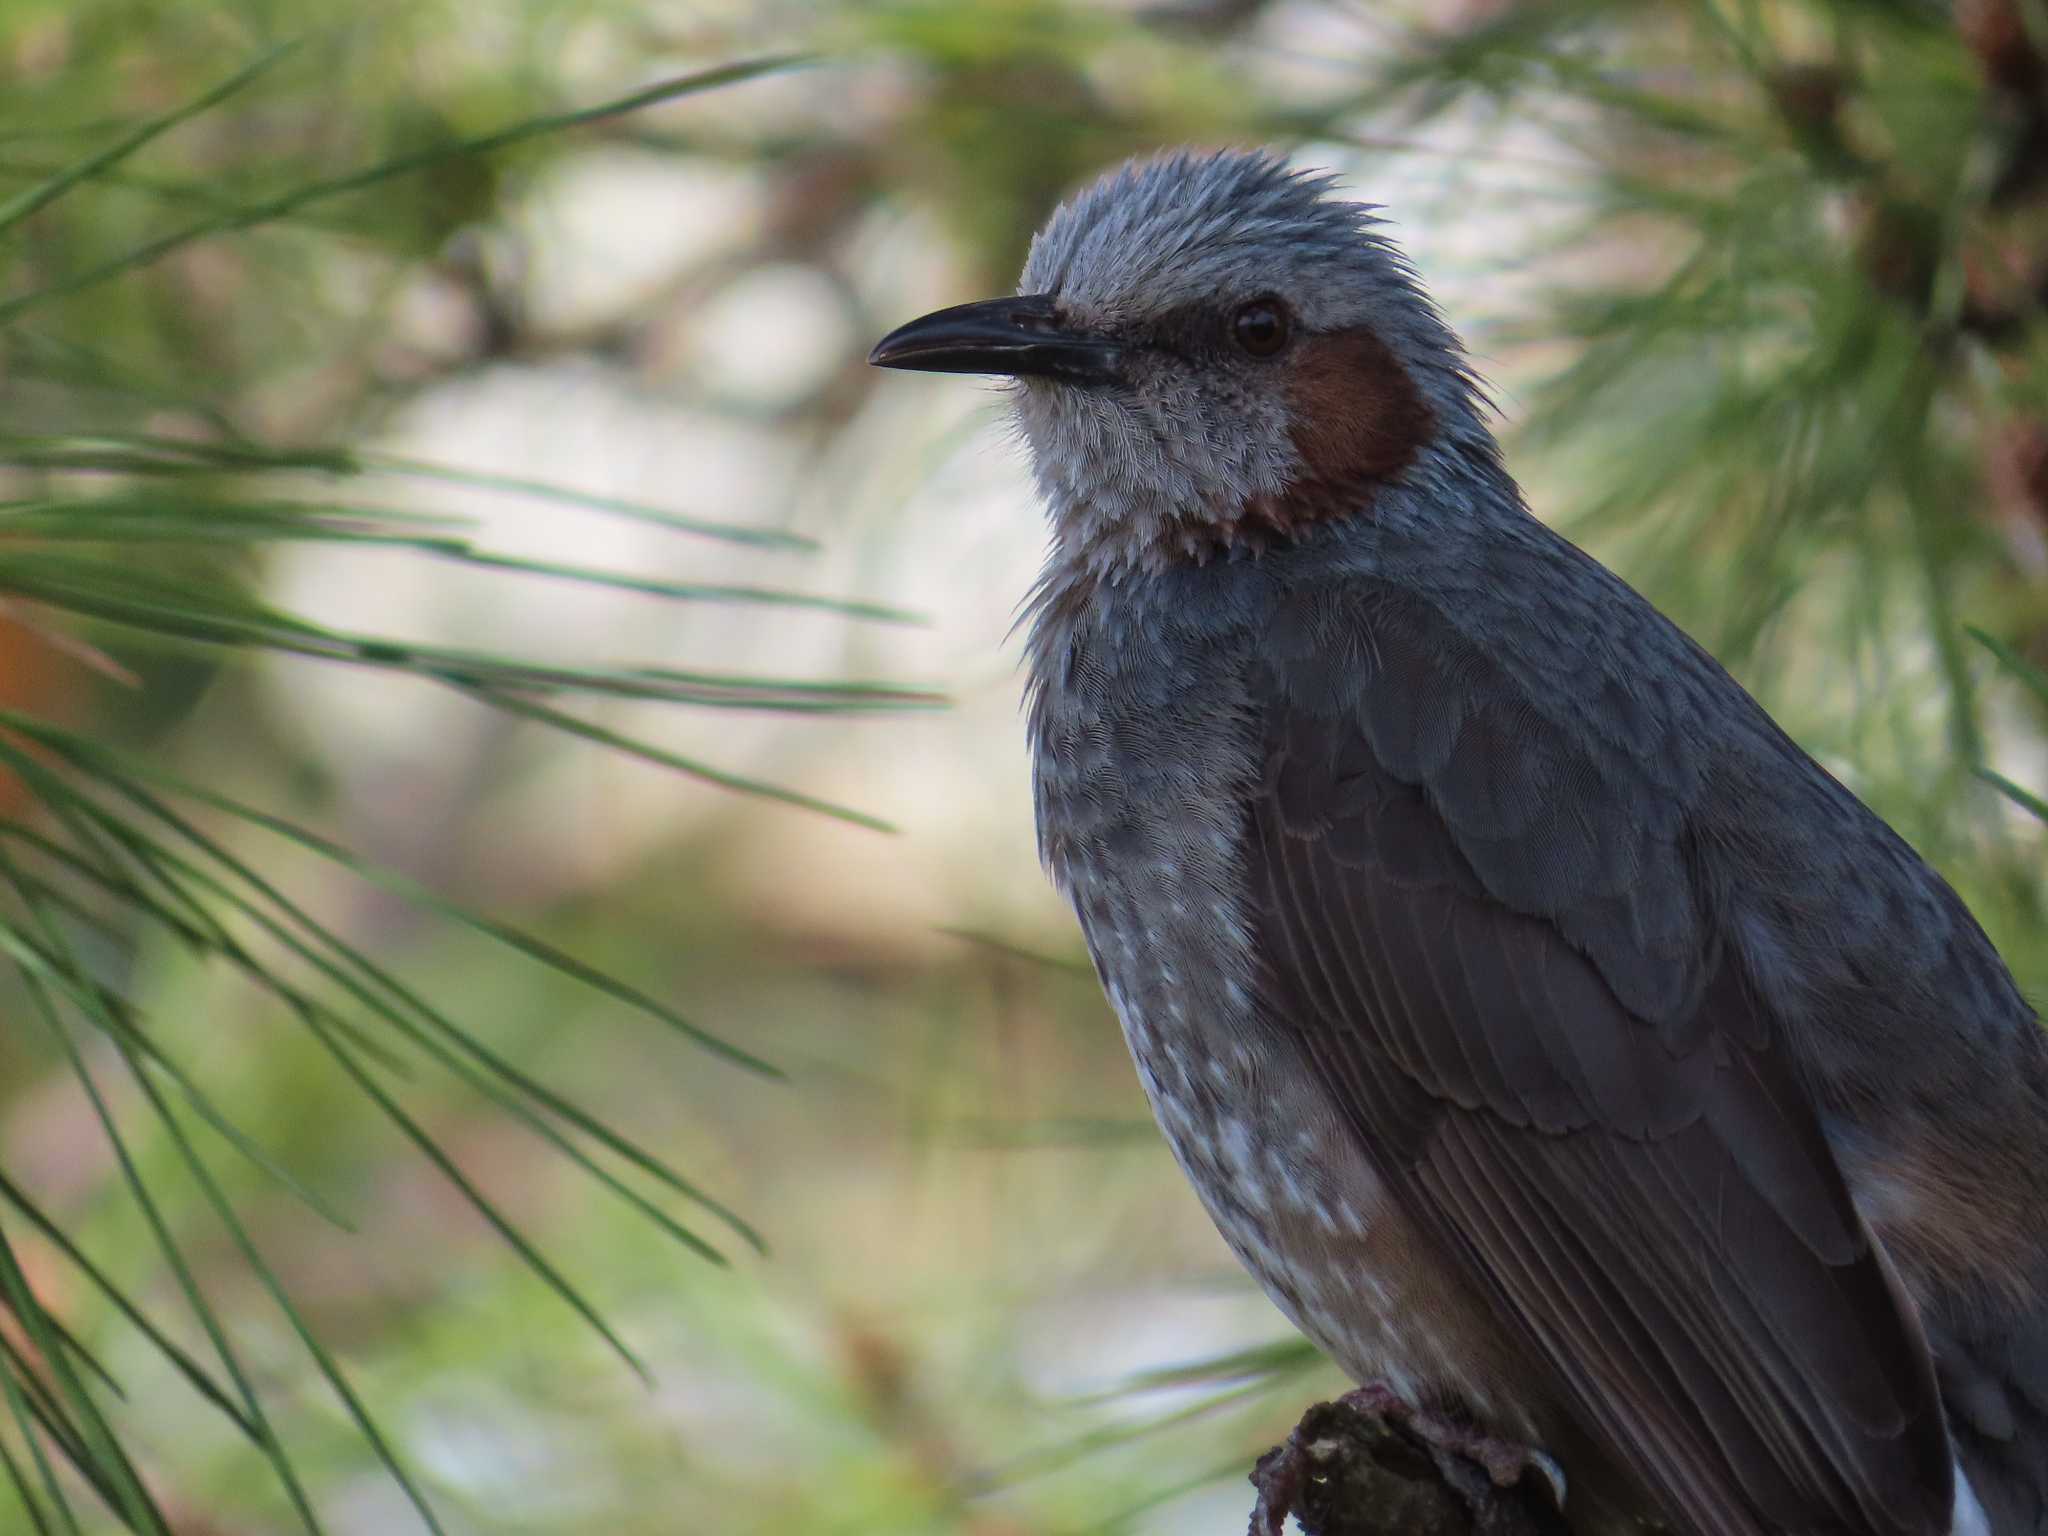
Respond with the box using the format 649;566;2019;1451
1027;594;1523;1421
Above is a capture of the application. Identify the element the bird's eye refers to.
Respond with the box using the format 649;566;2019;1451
1232;298;1290;357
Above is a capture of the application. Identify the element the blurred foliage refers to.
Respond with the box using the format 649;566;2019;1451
1364;4;2048;871
0;17;930;1536
3;1;2048;1533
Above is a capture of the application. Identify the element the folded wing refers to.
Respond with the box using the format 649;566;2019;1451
1247;588;1954;1536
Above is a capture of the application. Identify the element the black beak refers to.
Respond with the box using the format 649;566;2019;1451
868;294;1123;385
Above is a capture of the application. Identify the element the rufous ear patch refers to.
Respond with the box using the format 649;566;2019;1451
1285;327;1435;494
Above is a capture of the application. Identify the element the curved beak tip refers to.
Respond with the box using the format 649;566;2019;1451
865;332;920;369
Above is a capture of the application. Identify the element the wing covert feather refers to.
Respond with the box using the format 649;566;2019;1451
1247;638;1954;1536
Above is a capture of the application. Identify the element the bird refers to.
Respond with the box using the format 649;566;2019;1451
868;147;2048;1536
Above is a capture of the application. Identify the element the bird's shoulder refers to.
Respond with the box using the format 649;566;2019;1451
1254;515;1729;1030
1250;507;2048;1130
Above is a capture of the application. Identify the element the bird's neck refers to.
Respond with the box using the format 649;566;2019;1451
1031;421;1518;590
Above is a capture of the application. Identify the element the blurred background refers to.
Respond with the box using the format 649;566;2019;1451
3;1;2048;1532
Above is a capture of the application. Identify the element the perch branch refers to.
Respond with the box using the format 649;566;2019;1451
1248;1396;1574;1536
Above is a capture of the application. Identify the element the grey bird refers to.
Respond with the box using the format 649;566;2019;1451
869;148;2048;1536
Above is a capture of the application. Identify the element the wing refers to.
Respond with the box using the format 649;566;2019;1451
1247;587;1955;1536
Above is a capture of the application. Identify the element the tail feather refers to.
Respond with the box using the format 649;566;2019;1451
1955;1462;1994;1536
1935;1301;2048;1536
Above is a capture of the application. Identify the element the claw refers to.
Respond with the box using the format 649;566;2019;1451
1473;1439;1567;1506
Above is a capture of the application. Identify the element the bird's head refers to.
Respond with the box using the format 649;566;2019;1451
870;148;1490;571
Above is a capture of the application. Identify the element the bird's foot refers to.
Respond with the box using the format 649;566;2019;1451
1248;1383;1566;1536
1335;1385;1567;1508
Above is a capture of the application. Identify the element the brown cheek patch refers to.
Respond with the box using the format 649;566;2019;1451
1285;327;1435;493
1173;327;1435;563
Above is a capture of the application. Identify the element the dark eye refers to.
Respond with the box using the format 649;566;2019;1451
1232;297;1290;357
